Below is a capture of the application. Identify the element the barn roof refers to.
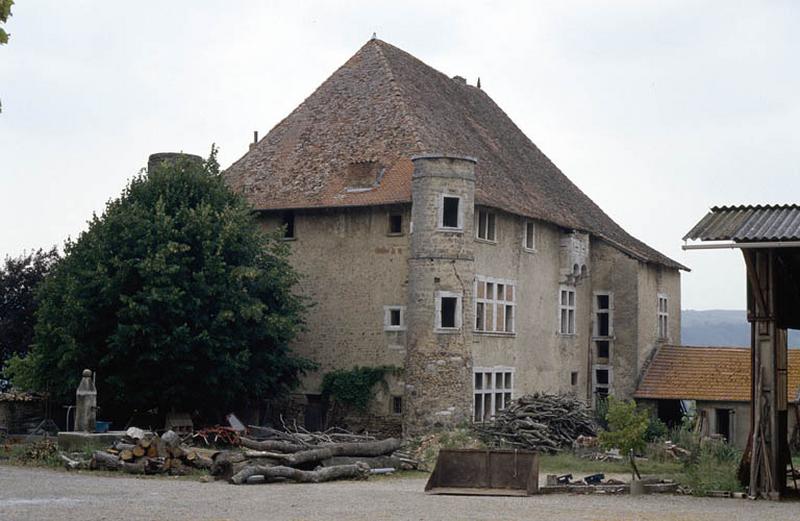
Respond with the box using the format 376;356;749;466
684;204;800;242
635;345;800;402
224;39;685;270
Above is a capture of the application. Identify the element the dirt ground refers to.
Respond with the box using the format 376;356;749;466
2;466;799;521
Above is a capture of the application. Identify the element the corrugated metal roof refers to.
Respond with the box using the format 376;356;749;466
684;204;800;242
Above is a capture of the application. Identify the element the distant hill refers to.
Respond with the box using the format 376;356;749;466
682;309;800;347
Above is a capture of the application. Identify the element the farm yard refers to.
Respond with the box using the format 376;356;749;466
1;465;798;521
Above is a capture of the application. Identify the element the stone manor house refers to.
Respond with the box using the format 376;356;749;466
224;39;687;435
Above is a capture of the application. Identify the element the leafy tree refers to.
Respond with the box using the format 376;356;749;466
6;149;313;419
0;0;13;45
598;397;650;456
0;247;60;390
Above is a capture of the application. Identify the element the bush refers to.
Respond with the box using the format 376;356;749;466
645;415;668;442
320;366;396;411
598;397;649;456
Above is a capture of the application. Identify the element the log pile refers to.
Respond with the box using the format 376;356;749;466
87;428;213;475
203;424;420;485
474;393;597;453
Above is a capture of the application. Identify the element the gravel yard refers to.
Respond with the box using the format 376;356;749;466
1;466;799;521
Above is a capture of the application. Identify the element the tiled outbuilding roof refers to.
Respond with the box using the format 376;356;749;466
635;345;800;402
684;204;800;242
225;39;685;270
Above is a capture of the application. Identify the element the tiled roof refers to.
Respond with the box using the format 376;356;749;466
635;345;800;402
224;39;686;270
684;204;800;242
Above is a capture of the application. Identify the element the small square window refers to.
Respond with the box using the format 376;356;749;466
391;396;403;415
384;306;406;331
441;196;461;229
596;369;609;385
388;214;403;235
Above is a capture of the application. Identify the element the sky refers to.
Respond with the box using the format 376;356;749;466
1;1;798;310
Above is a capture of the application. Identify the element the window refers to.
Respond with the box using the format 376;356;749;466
595;340;610;361
658;294;669;339
523;220;536;251
476;209;496;242
388;214;403;235
439;195;462;230
559;286;576;335
473;368;514;422
474;276;515;334
435;291;462;331
571;371;578;386
281;211;295;239
391;396;403;415
384;306;406;331
593;292;613;362
594;366;611;407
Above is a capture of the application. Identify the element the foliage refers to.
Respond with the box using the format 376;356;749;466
0;439;61;468
0;247;61;390
597;397;650;456
644;414;668;442
320;366;396;411
0;0;12;45
7;148;313;419
594;395;609;430
683;438;742;495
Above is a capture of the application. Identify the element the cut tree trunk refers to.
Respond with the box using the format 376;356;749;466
243;438;402;467
230;463;369;485
91;451;121;471
239;437;306;453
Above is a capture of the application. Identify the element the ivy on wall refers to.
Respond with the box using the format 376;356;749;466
320;365;399;411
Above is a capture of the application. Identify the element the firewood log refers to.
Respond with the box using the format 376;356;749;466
139;436;152;449
91;451;121;471
119;449;135;462
230;463;369;485
161;430;181;449
146;445;158;458
132;445;146;458
239;437;306;453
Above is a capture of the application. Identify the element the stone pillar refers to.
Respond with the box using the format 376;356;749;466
147;152;203;173
75;369;97;432
403;155;476;437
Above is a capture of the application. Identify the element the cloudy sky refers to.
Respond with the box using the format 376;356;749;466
1;1;798;310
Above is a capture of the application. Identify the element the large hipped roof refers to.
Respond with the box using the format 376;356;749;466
224;39;685;270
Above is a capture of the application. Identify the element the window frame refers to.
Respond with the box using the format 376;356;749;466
383;305;407;331
657;293;669;339
523;220;536;252
474;275;516;335
435;291;462;332
387;213;404;236
593;364;612;407
475;208;497;243
473;367;515;422
438;194;464;231
558;285;577;336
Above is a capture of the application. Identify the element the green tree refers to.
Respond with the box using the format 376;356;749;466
0;247;60;390
0;0;13;45
6;149;312;419
598;397;650;456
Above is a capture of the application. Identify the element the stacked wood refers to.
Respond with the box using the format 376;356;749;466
222;435;406;485
474;393;597;453
85;429;214;475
